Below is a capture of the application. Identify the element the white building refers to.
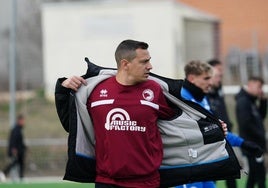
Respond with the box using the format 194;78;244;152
42;0;219;98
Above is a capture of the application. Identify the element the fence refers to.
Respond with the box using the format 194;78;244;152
0;138;67;177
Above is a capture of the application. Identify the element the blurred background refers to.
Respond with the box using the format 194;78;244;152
1;0;268;181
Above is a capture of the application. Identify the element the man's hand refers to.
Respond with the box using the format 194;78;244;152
241;140;263;158
62;76;87;91
219;119;228;136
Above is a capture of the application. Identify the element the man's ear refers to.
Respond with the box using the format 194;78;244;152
187;74;195;83
120;59;129;70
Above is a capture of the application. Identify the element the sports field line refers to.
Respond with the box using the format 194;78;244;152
23;176;64;183
1;176;95;188
1;176;64;184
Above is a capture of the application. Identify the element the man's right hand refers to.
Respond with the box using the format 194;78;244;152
62;76;87;91
241;140;263;158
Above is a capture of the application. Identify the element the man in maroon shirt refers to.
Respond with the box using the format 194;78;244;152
61;40;174;188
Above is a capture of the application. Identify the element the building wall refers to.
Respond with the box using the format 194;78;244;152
42;0;218;98
184;19;217;63
0;0;11;91
0;0;43;91
42;1;177;98
178;0;268;58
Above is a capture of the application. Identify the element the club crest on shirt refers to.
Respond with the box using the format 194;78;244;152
99;89;108;97
142;89;154;101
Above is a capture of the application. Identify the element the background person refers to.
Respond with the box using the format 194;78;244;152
207;59;263;188
176;60;263;188
176;60;222;188
1;114;27;181
207;59;233;131
207;59;236;188
235;76;267;188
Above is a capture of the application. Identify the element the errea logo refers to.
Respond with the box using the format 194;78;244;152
100;89;108;97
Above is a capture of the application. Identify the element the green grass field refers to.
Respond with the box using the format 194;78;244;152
0;181;94;188
0;182;240;188
0;178;252;188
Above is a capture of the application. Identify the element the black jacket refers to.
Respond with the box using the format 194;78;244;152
207;86;233;131
55;58;241;187
235;88;267;154
8;125;26;157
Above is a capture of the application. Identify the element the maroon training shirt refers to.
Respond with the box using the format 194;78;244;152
87;76;174;187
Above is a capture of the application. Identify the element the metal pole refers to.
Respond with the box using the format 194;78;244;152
252;30;259;76
9;0;17;128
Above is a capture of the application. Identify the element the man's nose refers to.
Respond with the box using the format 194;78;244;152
209;79;213;86
147;62;153;70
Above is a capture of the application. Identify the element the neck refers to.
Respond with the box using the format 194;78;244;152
116;73;135;86
183;79;205;101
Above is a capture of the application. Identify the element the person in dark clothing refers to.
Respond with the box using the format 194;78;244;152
235;76;267;188
208;60;265;188
207;59;233;131
2;114;27;181
207;59;236;188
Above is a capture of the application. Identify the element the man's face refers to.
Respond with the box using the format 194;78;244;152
126;48;152;84
18;118;25;127
189;72;212;93
211;66;223;88
247;80;263;98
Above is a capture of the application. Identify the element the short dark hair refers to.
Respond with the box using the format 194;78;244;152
115;39;149;67
17;114;24;121
208;59;222;67
248;76;264;85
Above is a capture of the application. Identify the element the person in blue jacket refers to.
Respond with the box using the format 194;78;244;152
176;60;263;188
